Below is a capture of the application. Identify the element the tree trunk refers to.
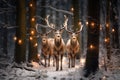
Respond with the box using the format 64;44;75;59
28;0;39;62
72;0;81;59
3;12;8;55
84;0;100;77
111;0;119;49
14;0;27;63
105;0;111;60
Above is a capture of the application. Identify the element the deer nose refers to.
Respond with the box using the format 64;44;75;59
57;35;60;37
43;40;46;41
73;38;76;39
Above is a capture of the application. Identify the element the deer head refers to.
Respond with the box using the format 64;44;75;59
45;15;65;43
63;15;83;43
35;24;52;45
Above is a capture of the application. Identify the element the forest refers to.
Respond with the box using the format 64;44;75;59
0;0;120;80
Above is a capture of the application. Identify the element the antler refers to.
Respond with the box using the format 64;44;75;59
35;23;52;36
45;15;55;30
75;24;83;34
35;24;41;34
63;15;73;34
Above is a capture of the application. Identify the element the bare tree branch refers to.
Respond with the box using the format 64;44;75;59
38;5;73;15
2;0;15;8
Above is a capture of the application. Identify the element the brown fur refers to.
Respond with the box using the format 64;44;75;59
66;34;80;68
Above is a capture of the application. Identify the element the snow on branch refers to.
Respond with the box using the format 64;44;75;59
39;5;73;15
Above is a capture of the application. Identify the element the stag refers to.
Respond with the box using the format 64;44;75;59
63;15;83;68
35;24;54;67
45;15;66;71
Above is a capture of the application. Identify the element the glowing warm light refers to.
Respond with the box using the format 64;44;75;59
18;39;22;45
31;17;35;22
14;36;17;41
31;30;34;35
37;54;40;57
80;58;85;66
78;21;81;26
104;38;108;42
106;23;109;27
100;25;102;30
41;59;45;63
31;61;39;68
30;37;33;40
34;43;38;47
71;7;74;12
112;28;115;32
90;44;94;49
91;22;95;27
86;21;88;25
30;3;33;7
104;37;109;43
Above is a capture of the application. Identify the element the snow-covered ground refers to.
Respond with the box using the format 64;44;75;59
0;49;120;80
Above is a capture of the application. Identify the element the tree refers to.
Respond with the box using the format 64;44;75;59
72;0;81;59
14;0;27;63
3;12;8;55
84;0;100;77
110;0;119;49
105;0;111;60
28;0;39;62
40;0;46;33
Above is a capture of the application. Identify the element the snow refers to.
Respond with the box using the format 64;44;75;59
0;49;120;80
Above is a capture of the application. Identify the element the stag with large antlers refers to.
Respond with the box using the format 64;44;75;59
64;15;83;68
45;15;66;71
35;24;54;67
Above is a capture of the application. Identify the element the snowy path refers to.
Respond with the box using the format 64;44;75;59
1;51;120;80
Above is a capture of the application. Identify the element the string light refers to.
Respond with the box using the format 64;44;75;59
31;17;35;22
13;36;17;41
78;21;81;26
30;3;33;7
90;44;94;49
34;43;38;47
112;28;115;32
91;22;95;27
106;23;109;27
30;36;33;41
18;39;22;45
100;25;102;30
86;21;89;25
31;30;34;35
104;38;109;43
37;54;40;58
71;7;74;12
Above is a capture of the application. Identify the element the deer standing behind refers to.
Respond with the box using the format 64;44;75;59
36;24;54;67
45;15;66;71
64;15;83;68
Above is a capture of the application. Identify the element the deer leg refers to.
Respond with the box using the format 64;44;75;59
73;56;75;67
68;53;71;68
55;55;59;71
45;56;47;67
71;54;74;67
53;56;55;67
48;55;51;67
60;54;63;70
68;57;70;68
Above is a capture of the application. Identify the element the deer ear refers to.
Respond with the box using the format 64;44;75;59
75;33;79;37
60;29;64;33
68;32;72;35
45;33;48;36
39;33;43;37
